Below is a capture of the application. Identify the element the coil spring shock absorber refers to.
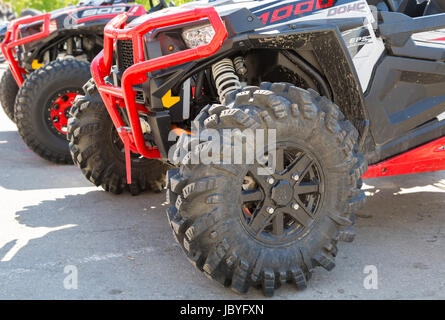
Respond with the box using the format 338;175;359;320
211;58;242;104
233;56;247;77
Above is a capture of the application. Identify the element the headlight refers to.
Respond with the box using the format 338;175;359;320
182;23;215;49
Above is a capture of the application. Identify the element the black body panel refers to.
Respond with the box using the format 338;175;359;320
365;55;445;148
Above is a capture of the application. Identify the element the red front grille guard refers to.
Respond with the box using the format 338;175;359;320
1;14;51;87
91;7;227;183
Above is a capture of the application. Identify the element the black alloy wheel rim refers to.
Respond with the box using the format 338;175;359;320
240;143;325;246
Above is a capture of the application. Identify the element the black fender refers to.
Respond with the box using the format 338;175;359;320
243;25;369;141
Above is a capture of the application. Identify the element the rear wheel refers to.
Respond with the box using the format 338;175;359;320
68;80;172;195
0;68;19;123
167;83;367;296
15;59;91;164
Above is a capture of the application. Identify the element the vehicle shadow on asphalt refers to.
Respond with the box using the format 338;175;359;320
1;170;444;298
1;189;267;298
0;130;90;191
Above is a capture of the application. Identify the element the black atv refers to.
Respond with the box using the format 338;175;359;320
69;0;445;296
0;0;149;164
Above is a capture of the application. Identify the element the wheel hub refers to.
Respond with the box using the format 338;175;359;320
271;180;293;206
240;145;324;245
49;92;79;135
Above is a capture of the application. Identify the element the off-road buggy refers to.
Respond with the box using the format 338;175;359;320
0;0;149;164
68;0;445;295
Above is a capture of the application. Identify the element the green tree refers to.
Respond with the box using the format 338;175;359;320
5;0;73;15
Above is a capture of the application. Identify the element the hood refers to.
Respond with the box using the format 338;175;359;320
48;0;136;21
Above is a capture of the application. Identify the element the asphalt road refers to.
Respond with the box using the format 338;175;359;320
0;69;444;300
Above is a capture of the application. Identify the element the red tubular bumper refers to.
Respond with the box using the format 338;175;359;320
363;136;445;179
1;14;51;86
91;7;227;160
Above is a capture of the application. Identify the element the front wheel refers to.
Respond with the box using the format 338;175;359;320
166;83;367;296
15;59;91;164
68;79;173;195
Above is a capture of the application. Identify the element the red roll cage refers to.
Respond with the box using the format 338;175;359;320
1;4;147;87
1;14;52;86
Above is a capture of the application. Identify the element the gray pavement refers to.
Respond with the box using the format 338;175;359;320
0;68;444;299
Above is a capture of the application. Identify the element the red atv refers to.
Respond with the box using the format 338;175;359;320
69;0;445;295
0;0;147;164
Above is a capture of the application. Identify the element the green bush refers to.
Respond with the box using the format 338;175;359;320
5;0;73;14
4;0;192;16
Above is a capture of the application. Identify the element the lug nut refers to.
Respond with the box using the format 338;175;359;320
267;178;275;185
292;203;300;211
266;207;275;214
292;174;300;181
